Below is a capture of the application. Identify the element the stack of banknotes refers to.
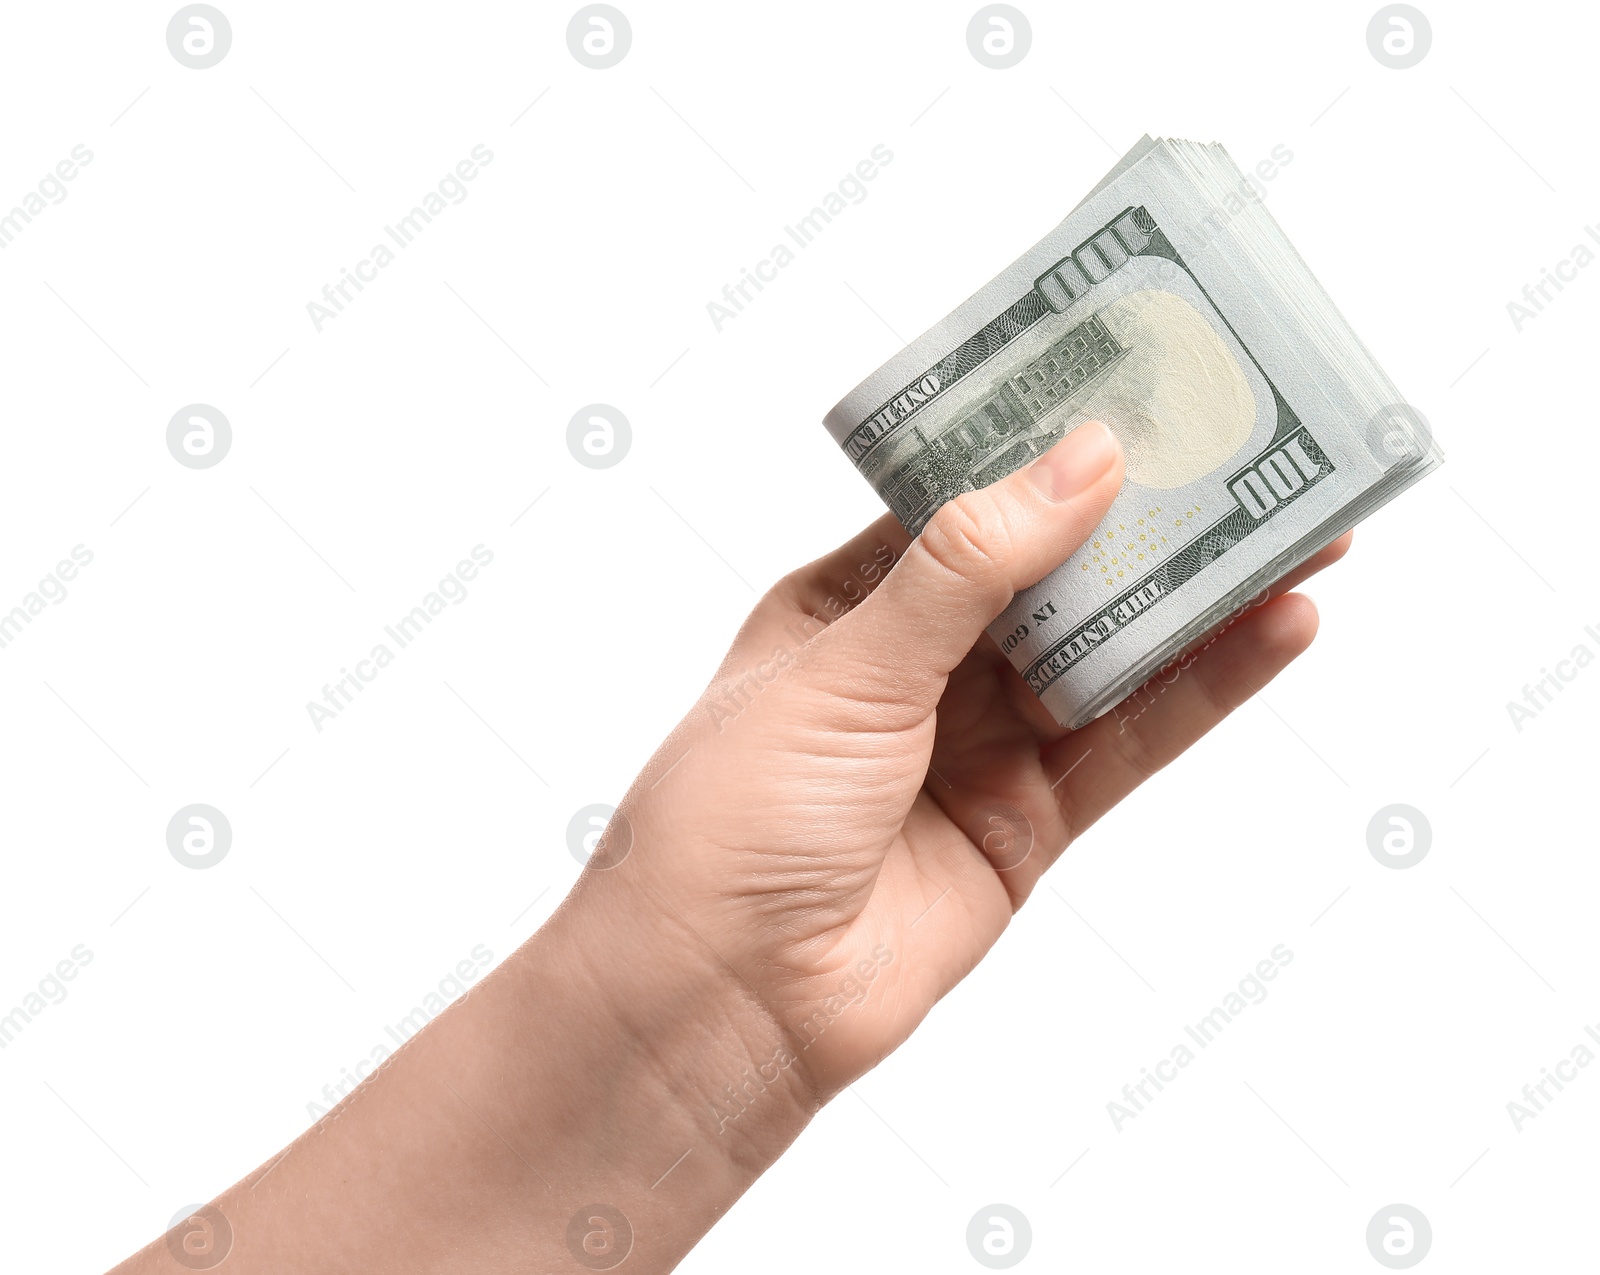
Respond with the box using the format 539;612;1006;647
823;135;1442;729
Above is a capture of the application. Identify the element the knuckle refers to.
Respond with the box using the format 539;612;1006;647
917;493;1014;593
1192;659;1243;722
756;578;795;615
1111;716;1170;784
734;583;796;639
762;573;812;620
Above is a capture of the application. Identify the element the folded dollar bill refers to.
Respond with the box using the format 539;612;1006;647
823;135;1442;729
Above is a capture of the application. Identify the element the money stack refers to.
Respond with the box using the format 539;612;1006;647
823;136;1442;730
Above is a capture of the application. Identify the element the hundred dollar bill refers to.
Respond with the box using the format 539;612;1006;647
824;136;1441;729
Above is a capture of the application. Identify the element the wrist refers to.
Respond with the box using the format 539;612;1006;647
486;868;817;1267
560;864;821;1147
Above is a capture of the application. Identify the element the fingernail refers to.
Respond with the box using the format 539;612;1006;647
1027;421;1120;502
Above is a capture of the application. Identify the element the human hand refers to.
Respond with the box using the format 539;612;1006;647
583;419;1351;1119
111;421;1351;1275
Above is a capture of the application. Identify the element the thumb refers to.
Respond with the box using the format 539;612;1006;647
817;420;1124;699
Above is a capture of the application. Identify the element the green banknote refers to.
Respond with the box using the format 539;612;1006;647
824;137;1441;728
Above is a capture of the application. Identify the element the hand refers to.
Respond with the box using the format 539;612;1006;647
111;421;1351;1275
589;419;1351;1111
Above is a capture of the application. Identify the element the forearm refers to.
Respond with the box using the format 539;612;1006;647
114;877;814;1273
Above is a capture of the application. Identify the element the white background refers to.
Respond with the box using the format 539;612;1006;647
1;0;1594;1270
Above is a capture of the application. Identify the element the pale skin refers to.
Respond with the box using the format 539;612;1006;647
113;421;1351;1273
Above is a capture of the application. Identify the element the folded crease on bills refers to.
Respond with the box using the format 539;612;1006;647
823;135;1442;730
